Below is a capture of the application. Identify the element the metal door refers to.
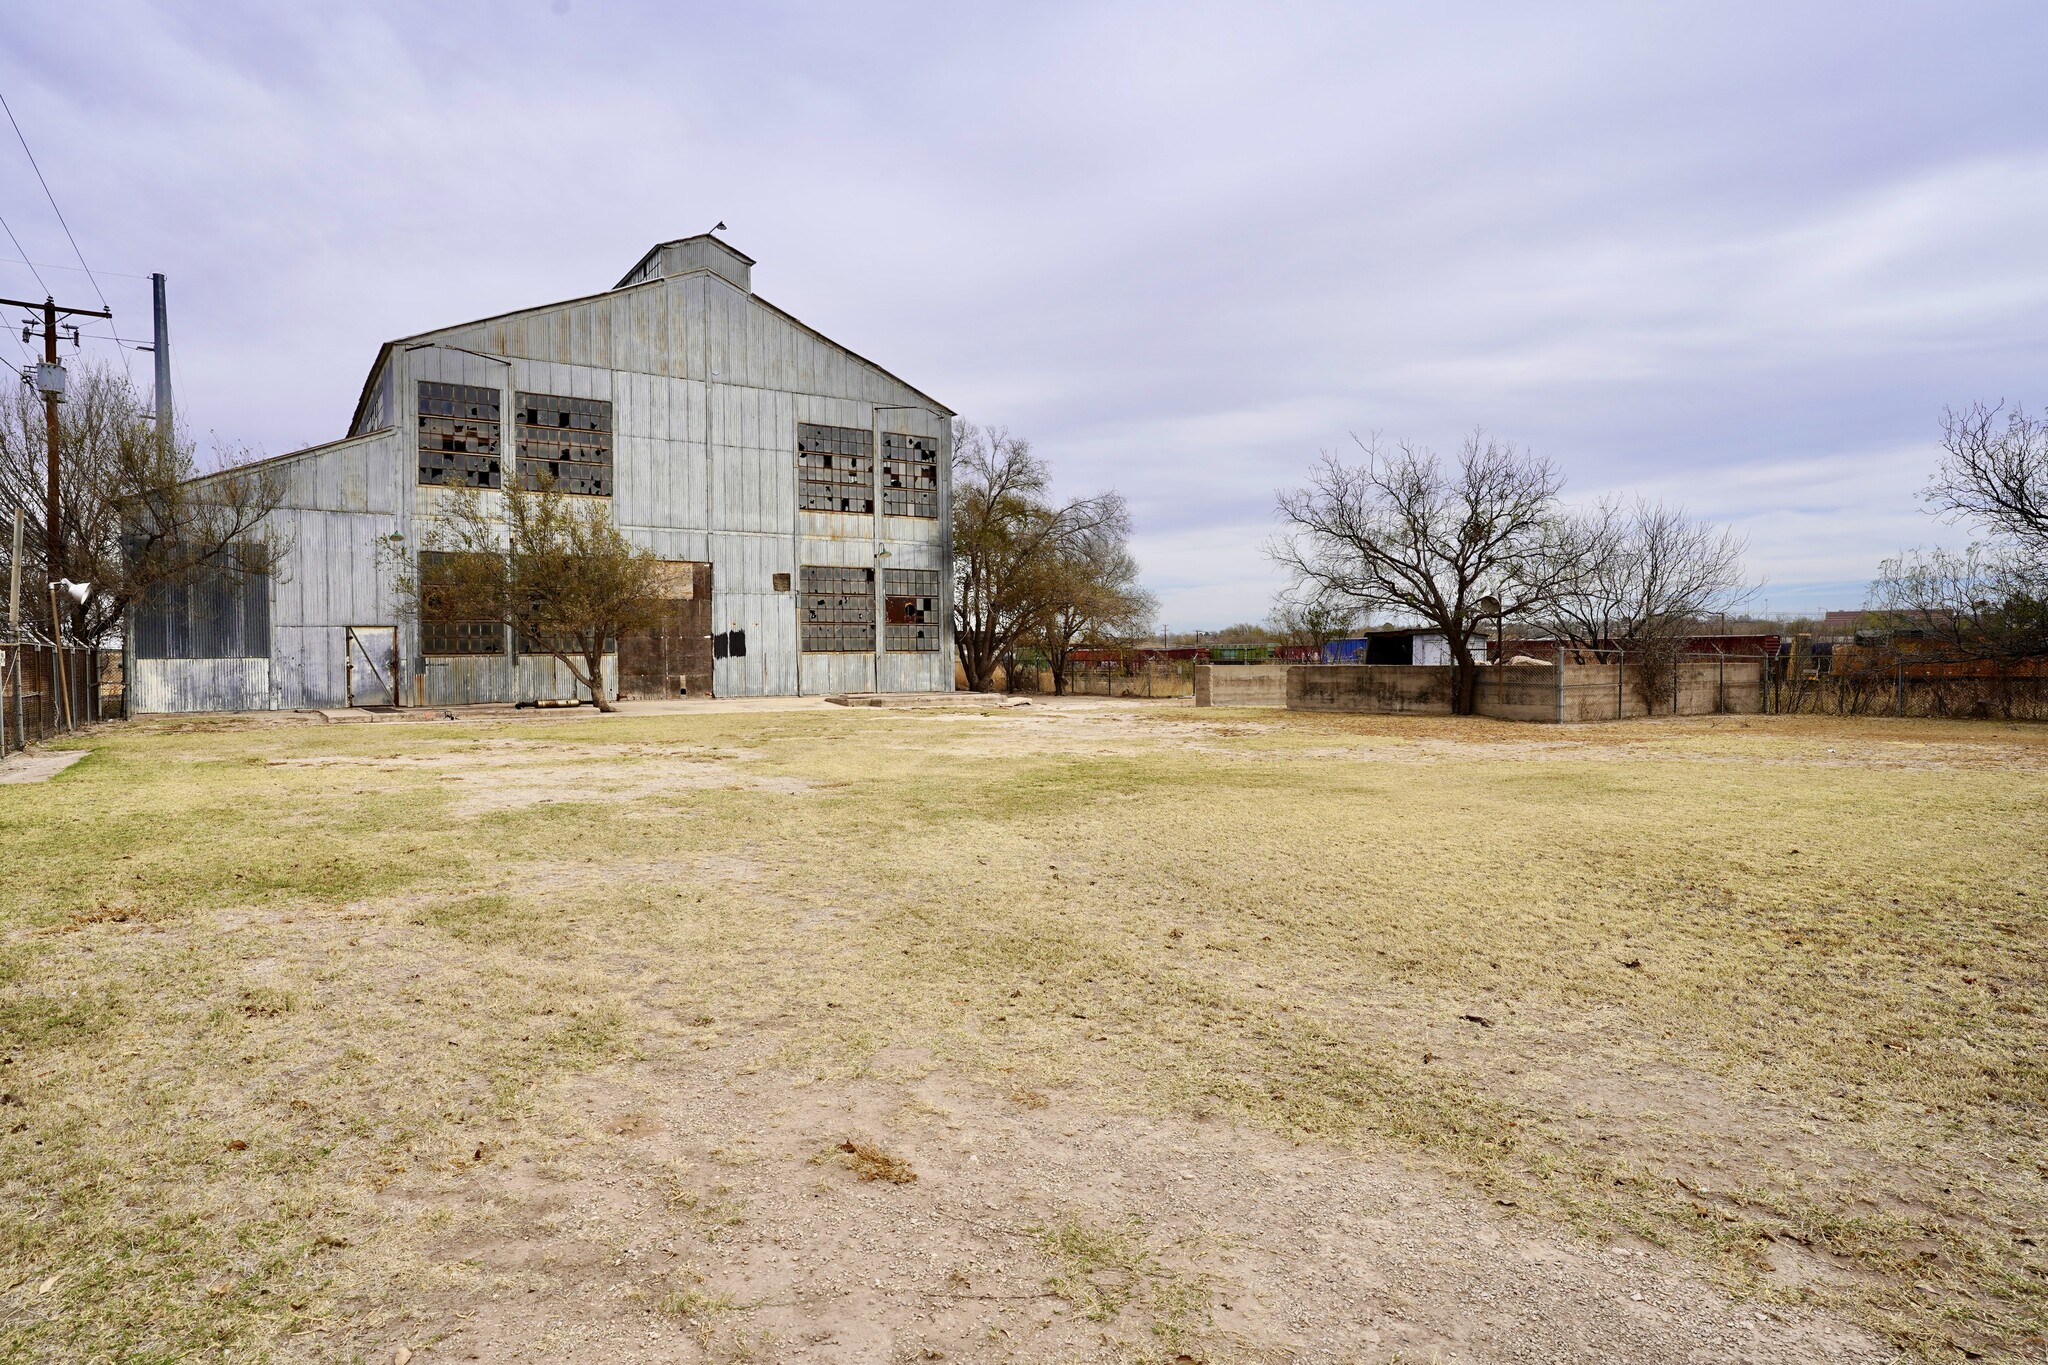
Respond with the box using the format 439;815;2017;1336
344;625;399;707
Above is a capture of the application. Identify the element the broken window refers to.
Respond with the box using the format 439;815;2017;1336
419;551;505;656
797;422;873;514
417;382;502;488
883;569;942;652
881;432;939;518
800;565;874;652
516;392;613;496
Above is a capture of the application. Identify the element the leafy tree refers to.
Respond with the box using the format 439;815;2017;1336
950;422;1126;693
1271;431;1568;713
1029;520;1155;695
400;480;664;711
0;362;284;648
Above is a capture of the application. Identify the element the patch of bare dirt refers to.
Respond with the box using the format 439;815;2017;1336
361;1045;1896;1365
263;742;812;814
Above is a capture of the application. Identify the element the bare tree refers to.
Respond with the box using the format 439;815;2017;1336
1929;402;2048;554
1869;545;2047;663
1270;432;1566;713
1543;496;1752;704
1210;621;1285;644
1267;587;1361;650
1544;498;1748;645
398;480;665;712
950;421;1125;693
0;362;286;649
1029;520;1155;695
1862;401;2048;668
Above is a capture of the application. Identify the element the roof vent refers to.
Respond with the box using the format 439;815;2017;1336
617;235;753;292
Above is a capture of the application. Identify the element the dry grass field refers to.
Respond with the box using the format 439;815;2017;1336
1;700;2044;1364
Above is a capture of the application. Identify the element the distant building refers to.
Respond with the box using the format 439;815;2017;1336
1481;634;1783;663
131;235;954;712
1323;628;1466;665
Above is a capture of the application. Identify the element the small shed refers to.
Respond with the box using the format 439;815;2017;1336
1322;628;1462;666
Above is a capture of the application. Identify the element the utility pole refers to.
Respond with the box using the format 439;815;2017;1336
6;507;19;633
5;294;113;619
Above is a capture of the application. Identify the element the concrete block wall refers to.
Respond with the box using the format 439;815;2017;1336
1194;664;1291;707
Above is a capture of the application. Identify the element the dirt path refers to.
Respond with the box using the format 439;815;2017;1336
0;747;86;783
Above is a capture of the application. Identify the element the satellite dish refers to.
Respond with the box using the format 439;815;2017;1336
1476;595;1502;617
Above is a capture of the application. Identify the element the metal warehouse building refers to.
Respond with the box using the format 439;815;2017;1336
130;234;954;711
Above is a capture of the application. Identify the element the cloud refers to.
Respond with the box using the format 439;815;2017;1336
1;0;2040;625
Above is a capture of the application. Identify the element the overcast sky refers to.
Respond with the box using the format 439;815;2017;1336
3;2;2043;626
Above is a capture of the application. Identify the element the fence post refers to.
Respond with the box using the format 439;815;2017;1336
1896;655;1905;718
1616;649;1625;721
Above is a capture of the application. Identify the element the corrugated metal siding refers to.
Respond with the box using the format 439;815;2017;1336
421;653;616;707
707;532;795;697
132;565;270;661
131;658;272;714
171;258;948;711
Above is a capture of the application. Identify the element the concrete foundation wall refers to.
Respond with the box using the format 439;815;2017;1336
1288;664;1456;713
1474;665;1561;722
1282;657;1767;723
1555;658;1764;721
1194;664;1291;707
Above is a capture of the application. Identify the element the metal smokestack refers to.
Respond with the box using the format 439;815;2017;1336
151;272;171;438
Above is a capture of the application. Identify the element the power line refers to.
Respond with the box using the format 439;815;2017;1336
0;254;152;281
0;239;35;365
74;329;154;350
0;87;130;381
0;87;111;314
0;217;50;364
0;217;49;296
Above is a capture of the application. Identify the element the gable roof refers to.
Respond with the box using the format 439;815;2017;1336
345;253;952;436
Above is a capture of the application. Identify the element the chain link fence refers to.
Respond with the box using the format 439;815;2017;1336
1058;664;1195;698
1;637;124;757
1006;657;1197;699
1764;654;2048;720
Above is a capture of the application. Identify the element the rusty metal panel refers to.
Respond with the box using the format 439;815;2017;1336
617;561;712;698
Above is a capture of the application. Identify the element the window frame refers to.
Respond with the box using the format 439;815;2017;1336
799;564;876;653
418;550;507;657
880;432;939;518
515;391;614;497
797;422;875;515
882;568;942;652
416;381;503;489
